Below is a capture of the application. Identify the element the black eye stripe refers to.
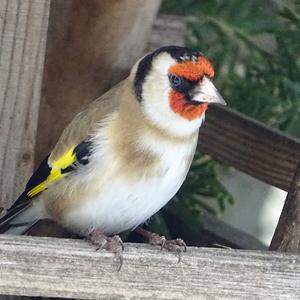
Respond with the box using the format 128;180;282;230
134;46;201;102
169;74;197;93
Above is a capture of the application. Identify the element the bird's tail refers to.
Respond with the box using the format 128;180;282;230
0;192;40;235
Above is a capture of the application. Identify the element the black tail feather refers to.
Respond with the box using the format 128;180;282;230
0;192;32;233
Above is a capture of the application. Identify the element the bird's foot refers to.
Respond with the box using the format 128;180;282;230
87;227;124;271
135;227;187;262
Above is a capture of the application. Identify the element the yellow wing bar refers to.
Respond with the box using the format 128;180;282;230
27;146;76;197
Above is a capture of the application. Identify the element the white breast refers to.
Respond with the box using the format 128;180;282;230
64;135;197;236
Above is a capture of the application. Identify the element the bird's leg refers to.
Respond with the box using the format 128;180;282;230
135;227;187;262
87;227;124;271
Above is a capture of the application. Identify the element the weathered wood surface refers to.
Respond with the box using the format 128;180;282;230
35;0;161;164
199;105;300;191
0;235;299;299
0;0;50;211
270;162;300;252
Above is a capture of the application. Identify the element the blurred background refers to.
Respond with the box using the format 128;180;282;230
144;0;300;247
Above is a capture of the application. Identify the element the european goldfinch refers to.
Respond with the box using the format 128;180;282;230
0;46;225;268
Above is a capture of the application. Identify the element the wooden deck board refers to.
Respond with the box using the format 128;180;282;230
0;235;299;299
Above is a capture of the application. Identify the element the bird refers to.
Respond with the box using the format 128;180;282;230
0;45;226;269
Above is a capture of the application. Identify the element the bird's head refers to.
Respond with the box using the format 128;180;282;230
131;46;226;136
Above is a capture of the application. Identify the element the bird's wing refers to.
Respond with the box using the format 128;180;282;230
8;140;94;211
0;80;125;226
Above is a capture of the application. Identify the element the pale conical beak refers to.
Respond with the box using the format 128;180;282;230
191;76;226;105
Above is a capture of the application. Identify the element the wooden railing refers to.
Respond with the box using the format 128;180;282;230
0;235;299;299
199;105;300;192
199;105;300;253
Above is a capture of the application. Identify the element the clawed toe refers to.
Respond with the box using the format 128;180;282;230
87;228;124;271
136;227;187;263
161;238;187;262
113;250;124;272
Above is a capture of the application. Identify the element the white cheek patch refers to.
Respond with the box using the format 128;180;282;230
140;53;206;137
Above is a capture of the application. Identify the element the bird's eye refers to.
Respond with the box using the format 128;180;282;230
169;74;182;87
169;73;196;93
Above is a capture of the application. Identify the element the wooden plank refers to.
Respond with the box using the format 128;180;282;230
35;0;161;164
270;162;300;252
198;105;300;191
0;235;299;299
0;0;50;211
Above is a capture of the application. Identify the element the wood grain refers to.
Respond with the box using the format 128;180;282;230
199;105;300;191
0;235;299;299
0;0;50;210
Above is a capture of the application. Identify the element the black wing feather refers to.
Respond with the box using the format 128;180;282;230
0;139;94;229
7;154;51;212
